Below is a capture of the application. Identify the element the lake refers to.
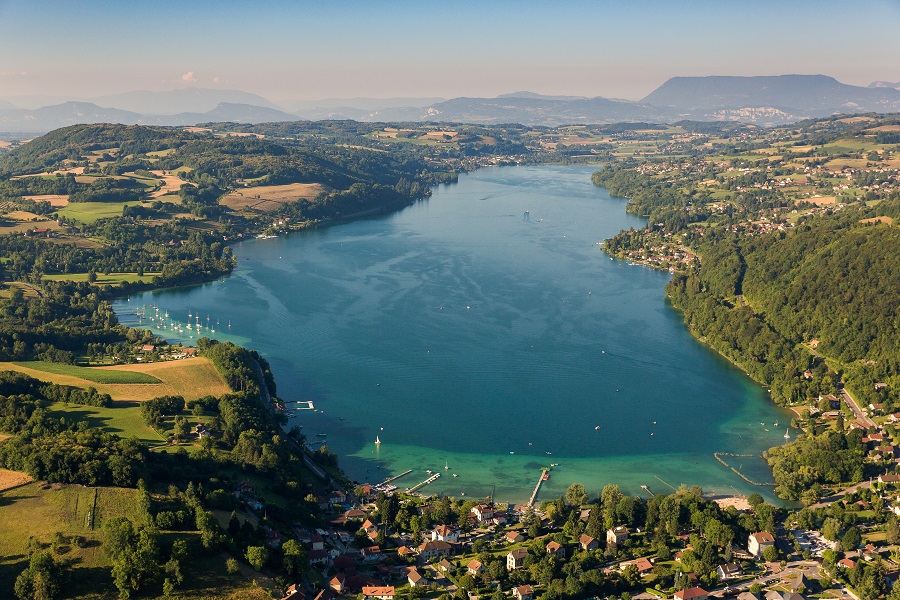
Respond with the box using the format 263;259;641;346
114;165;792;503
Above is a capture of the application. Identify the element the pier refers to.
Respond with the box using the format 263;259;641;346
640;485;654;497
377;469;412;488
408;472;441;493
654;476;678;492
527;469;549;507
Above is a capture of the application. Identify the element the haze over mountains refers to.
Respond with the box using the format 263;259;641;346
2;75;900;134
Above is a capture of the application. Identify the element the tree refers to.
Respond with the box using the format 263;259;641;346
762;545;778;562
14;552;62;600
887;516;900;545
282;539;308;578
566;483;587;507
246;546;269;571
842;526;862;551
822;517;842;541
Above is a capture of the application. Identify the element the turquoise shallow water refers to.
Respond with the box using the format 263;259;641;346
114;165;793;503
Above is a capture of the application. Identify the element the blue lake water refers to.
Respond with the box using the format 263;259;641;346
114;165;792;502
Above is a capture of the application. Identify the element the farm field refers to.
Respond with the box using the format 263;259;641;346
42;271;161;286
21;194;69;207
0;468;32;492
56;200;143;224
0;357;231;401
11;361;161;384
219;182;328;213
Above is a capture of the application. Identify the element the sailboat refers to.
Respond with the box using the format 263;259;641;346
784;428;790;440
445;461;449;470
375;436;381;445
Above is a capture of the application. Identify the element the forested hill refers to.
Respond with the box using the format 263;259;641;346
667;206;900;408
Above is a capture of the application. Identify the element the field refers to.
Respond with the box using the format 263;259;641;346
21;194;70;207
0;357;231;401
11;361;161;384
148;170;189;198
860;216;894;225
220;183;328;213
56;200;143;224
45;401;166;445
42;271;161;286
0;469;32;492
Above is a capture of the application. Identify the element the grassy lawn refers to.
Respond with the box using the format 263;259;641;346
12;361;161;384
56;200;143;224
42;272;161;285
45;401;167;446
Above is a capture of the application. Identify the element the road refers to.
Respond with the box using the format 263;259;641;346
839;384;875;428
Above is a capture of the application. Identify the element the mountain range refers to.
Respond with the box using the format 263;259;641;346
2;75;900;133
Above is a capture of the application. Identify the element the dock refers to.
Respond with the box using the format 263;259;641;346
640;485;654;497
408;472;441;493
527;469;549;507
654;476;678;492
377;469;412;487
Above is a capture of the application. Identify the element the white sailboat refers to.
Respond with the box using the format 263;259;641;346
784;428;790;440
375;436;381;445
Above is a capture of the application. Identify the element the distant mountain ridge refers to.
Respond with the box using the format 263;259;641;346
3;75;900;133
642;75;900;113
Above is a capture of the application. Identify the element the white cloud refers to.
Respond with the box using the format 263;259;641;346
181;71;198;84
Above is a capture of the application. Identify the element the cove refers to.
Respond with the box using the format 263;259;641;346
114;165;793;503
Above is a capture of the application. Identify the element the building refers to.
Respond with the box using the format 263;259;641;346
418;540;453;560
506;531;526;544
513;585;534;600
674;587;708;600
467;559;484;576
546;541;565;559
507;548;528;570
716;563;742;580
579;534;599;551
621;557;653;575
748;532;775;558
431;525;460;543
362;587;395;600
407;568;427;588
471;504;494;522
438;558;455;574
330;574;347;594
606;526;629;547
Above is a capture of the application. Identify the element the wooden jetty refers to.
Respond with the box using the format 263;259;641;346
654;476;678;492
527;469;549;507
408;472;441;493
377;469;412;487
640;485;654;497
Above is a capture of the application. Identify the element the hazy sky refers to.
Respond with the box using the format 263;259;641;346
1;0;899;103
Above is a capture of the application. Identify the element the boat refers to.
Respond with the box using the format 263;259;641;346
315;433;327;438
445;462;449;470
453;474;458;477
594;425;601;430
375;436;381;445
784;428;790;440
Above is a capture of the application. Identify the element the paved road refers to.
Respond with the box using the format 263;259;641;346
839;384;874;428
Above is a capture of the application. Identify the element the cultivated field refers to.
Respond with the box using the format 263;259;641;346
0;469;32;492
42;271;161;286
0;357;231;401
56;200;143;224
12;361;161;384
148;170;189;197
860;216;894;225
21;194;70;207
220;182;327;213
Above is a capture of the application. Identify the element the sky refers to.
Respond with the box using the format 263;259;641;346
1;0;899;105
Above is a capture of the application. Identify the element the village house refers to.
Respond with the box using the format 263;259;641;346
330;574;347;594
506;531;526;544
437;558;455;574
407;568;427;588
431;524;460;543
282;584;305;600
311;534;325;551
467;559;485;576
838;558;857;570
513;585;534;600
362;587;395;600
309;549;329;566
546;540;566;559
674;587;709;600
418;540;453;560
748;532;775;558
471;504;494;523
397;546;415;558
507;548;528;570
580;534;600;551
606;526;629;547
879;473;900;485
621;557;653;576
716;563;742;580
